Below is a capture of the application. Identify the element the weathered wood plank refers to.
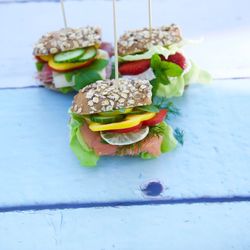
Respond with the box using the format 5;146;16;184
0;0;249;87
1;202;250;250
0;79;249;206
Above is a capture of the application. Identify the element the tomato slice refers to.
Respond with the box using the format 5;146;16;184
143;109;168;126
119;59;151;75
106;109;167;133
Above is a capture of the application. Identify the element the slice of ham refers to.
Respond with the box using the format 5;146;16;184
105;60;112;79
80;123;163;157
37;63;53;84
100;42;114;57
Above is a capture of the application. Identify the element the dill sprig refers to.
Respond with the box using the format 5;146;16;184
174;128;184;145
148;123;166;137
100;138;109;144
165;102;180;116
153;97;180;117
116;140;143;156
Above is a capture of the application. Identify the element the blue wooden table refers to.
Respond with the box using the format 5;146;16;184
0;0;250;249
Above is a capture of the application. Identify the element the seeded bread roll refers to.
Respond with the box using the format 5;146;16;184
118;24;182;56
33;26;102;56
71;79;152;115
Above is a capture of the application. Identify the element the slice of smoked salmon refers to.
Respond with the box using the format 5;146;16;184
80;124;117;156
139;136;163;156
80;123;163;157
118;136;163;156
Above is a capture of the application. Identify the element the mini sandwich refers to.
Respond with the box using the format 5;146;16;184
33;26;112;93
69;79;177;166
118;24;211;98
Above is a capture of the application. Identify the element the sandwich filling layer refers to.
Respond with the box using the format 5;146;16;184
69;79;178;166
35;48;110;92
69;106;177;166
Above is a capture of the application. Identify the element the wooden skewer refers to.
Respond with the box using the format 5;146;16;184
112;0;119;82
60;0;68;28
148;0;152;42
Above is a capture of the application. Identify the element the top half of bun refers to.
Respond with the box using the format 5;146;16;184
33;26;102;56
71;79;152;115
118;24;182;56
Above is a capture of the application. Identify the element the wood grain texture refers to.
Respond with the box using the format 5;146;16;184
0;79;249;206
1;202;250;250
0;0;249;87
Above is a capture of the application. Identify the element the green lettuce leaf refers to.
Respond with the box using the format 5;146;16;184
156;76;185;98
74;71;102;90
69;116;99;167
85;59;109;71
35;61;44;72
58;86;74;94
119;44;181;62
64;72;74;83
183;61;212;85
160;122;178;153
63;59;109;90
140;152;157;159
156;61;212;98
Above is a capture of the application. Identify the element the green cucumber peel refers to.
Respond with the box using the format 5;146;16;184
54;49;85;63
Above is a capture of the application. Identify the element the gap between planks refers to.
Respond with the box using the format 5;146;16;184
1;196;250;213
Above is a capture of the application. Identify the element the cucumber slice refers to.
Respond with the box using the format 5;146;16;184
76;47;97;62
90;114;125;124
54;49;85;63
99;108;133;117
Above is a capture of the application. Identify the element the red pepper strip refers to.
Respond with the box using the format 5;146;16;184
143;109;168;126
108;109;168;133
